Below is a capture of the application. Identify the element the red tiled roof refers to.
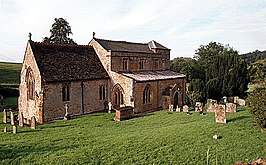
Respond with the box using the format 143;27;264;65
30;41;109;82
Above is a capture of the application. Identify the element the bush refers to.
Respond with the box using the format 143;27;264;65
246;80;266;129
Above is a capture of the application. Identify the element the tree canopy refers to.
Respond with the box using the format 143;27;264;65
171;42;250;103
43;18;76;44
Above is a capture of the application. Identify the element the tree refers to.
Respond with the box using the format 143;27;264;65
191;42;249;101
43;18;76;44
246;80;266;129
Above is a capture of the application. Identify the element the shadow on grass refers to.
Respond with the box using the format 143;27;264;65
132;113;154;119
39;124;72;129
227;116;250;122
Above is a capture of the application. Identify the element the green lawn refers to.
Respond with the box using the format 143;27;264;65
0;62;21;85
0;107;265;164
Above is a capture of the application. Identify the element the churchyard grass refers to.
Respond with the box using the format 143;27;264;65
0;107;265;164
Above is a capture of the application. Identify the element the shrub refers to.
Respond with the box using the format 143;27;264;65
246;80;266;129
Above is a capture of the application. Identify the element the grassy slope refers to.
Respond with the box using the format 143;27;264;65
0;62;22;86
0;108;265;164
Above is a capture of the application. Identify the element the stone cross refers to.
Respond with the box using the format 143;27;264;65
30;116;36;129
3;109;7;124
183;105;189;113
176;105;181;112
226;103;236;113
18;112;24;127
169;104;174;112
108;102;112;113
12;126;17;134
215;104;226;123
10;111;15;126
64;104;71;120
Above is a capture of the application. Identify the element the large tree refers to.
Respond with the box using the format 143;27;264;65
194;42;249;100
43;18;76;44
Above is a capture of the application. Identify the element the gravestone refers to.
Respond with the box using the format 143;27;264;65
195;102;203;112
169;104;174;112
10;111;15;126
233;96;239;104
183;105;189;113
12;126;17;134
3;109;7;123
237;99;245;106
30;116;36;129
64;104;71;120
4;127;7;133
215;104;226;123
206;100;218;112
108;102;112;113
226;103;236;113
176;105;181;112
115;106;133;121
18;112;24;127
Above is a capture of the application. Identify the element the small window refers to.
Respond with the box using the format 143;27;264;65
99;85;106;100
143;85;151;104
139;59;144;70
154;59;159;70
122;58;128;70
62;83;70;102
26;68;35;100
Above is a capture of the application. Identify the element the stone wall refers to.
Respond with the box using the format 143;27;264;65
43;79;108;122
19;42;43;124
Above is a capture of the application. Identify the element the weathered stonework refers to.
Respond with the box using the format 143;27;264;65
195;102;203;112
183;105;189;112
206;99;218;112
226;103;236;113
215;104;226;123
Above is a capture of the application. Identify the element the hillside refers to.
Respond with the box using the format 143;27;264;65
0;62;21;86
0;108;265;164
240;50;266;64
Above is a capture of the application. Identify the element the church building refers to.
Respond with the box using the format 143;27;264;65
19;35;186;124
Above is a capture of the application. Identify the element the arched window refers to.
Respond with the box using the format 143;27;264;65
62;83;70;102
112;84;124;108
143;85;151;104
26;68;34;100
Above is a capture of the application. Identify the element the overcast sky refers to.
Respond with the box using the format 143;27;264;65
0;0;266;62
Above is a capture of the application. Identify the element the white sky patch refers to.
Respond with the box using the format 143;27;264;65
0;0;266;62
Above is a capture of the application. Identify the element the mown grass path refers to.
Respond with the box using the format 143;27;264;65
0;107;265;164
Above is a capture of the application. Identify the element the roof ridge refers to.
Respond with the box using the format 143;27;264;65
30;41;90;47
95;38;148;45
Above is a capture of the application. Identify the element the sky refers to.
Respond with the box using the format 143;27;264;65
0;0;266;63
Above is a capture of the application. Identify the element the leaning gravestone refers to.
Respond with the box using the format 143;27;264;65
30;116;36;129
10;111;15;126
195;102;203;112
215;104;226;123
226;103;236;113
169;104;174;112
183;105;189;113
18;112;24;127
3;109;7;124
4;127;7;133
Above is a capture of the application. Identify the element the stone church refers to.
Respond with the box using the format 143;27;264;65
19;36;186;124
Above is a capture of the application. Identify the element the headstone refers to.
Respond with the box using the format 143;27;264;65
233;96;239;104
64;104;71;120
30;116;36;129
18;112;24;127
222;96;227;103
195;102;203;112
10;111;15;126
183;105;189;113
3;109;7;123
206;100;218;112
226;103;236;113
3;127;7;132
176;105;181;112
215;104;226;123
108;102;112;113
12;126;17;134
237;99;245;106
169;104;174;112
